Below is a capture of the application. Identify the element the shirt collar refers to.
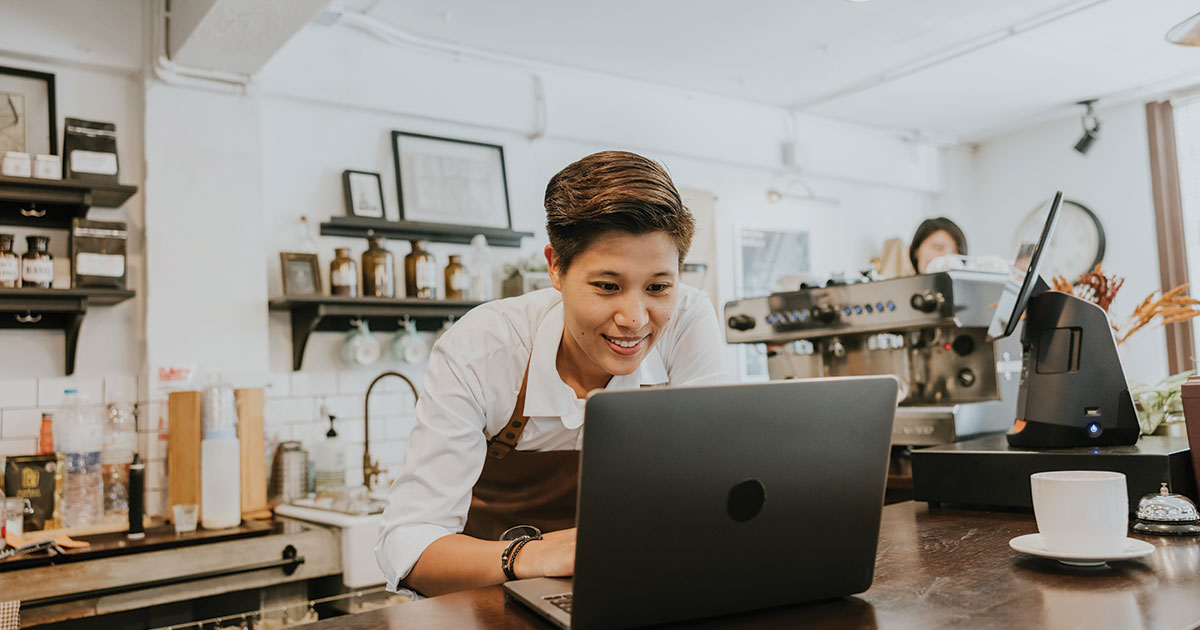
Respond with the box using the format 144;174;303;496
523;300;669;429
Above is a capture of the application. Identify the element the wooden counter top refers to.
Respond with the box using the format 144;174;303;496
298;501;1200;630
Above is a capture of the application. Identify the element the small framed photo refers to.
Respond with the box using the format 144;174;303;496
0;65;57;156
280;252;321;296
342;169;385;219
391;131;512;229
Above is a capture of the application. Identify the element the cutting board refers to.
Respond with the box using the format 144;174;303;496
236;388;270;519
167;390;203;522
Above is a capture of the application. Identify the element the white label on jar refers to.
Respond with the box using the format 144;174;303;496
0;257;17;284
22;259;53;283
69;150;118;176
450;269;466;291
332;267;357;288
75;252;125;277
417;259;437;289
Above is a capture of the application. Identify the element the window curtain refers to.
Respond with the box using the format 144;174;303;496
1145;100;1194;374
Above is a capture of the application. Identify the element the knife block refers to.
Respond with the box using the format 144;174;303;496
167;390;203;522
236;388;270;518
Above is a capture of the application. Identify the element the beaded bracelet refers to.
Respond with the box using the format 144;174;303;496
501;535;538;580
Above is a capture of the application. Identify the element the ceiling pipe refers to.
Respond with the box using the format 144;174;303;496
149;0;253;94
789;0;1112;111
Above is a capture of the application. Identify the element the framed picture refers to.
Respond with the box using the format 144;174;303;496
342;169;385;219
0;66;56;156
391;131;512;229
280;252;321;296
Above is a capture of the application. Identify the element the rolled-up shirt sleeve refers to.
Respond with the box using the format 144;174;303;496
375;338;491;589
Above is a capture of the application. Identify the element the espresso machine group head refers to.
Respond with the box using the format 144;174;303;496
987;191;1139;448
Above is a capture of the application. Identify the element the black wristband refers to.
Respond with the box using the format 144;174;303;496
501;535;531;580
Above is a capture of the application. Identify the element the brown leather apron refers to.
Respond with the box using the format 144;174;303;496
462;366;580;541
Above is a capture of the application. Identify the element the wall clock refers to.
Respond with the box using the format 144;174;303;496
1014;198;1105;280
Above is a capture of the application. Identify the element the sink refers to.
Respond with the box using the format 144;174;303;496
275;501;385;588
286;495;387;516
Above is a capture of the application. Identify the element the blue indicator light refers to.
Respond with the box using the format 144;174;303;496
864;304;873;313
877;303;885;312
799;310;809;321
1086;421;1103;437
854;306;863;315
765;315;774;325
887;301;896;311
844;307;853;316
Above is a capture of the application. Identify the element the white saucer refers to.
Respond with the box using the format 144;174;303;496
1009;533;1154;566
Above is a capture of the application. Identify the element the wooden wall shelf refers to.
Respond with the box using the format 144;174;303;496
269;295;484;370
0;288;136;374
319;216;533;248
0;175;138;228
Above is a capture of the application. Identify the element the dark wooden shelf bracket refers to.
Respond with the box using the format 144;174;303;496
270;296;484;370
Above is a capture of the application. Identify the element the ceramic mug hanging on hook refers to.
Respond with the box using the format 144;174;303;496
391;317;430;364
342;319;382;366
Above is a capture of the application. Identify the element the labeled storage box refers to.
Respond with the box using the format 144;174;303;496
70;218;127;288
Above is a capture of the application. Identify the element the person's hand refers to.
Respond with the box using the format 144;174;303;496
513;528;575;578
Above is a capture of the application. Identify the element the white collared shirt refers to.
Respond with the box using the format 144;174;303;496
375;285;724;587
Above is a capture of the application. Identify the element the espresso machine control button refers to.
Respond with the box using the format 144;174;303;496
910;292;943;313
728;314;756;331
958;368;977;387
951;335;976;356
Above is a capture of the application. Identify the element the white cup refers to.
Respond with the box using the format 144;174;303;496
1030;470;1128;556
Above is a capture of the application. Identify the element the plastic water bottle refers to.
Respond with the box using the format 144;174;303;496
102;404;136;523
201;382;241;529
58;390;103;529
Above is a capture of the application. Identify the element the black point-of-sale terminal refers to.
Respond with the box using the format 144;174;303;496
987;191;1139;448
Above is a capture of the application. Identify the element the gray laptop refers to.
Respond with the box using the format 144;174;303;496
504;376;898;630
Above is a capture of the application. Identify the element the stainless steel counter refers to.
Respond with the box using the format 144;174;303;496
0;519;340;627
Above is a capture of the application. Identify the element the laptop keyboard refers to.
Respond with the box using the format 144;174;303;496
543;593;573;614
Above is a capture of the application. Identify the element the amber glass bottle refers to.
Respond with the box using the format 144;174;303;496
0;233;18;288
330;247;358;297
444;255;466;300
405;240;437;299
21;235;53;288
361;236;395;298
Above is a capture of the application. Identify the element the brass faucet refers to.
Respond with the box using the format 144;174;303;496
364;371;419;491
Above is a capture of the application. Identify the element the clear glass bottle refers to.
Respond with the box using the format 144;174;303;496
362;235;395;298
101;404;135;524
405;240;437;299
444;255;466;300
57;389;103;529
295;215;319;254
330;247;358;297
0;233;18;288
21;235;53;289
465;234;494;301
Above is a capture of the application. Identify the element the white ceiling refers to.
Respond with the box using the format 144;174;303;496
360;0;1200;141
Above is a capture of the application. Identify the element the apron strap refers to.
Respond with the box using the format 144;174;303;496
486;362;532;460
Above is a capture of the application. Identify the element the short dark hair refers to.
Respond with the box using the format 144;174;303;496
544;151;695;272
909;217;967;270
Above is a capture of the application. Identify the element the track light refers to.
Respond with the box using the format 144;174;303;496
1074;99;1100;155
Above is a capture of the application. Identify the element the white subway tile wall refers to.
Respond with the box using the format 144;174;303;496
0;370;421;519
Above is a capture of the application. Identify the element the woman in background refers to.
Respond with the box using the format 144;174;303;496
909;217;968;274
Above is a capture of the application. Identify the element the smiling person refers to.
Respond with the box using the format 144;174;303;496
375;151;725;596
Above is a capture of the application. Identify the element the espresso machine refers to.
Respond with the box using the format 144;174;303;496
724;270;1020;448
